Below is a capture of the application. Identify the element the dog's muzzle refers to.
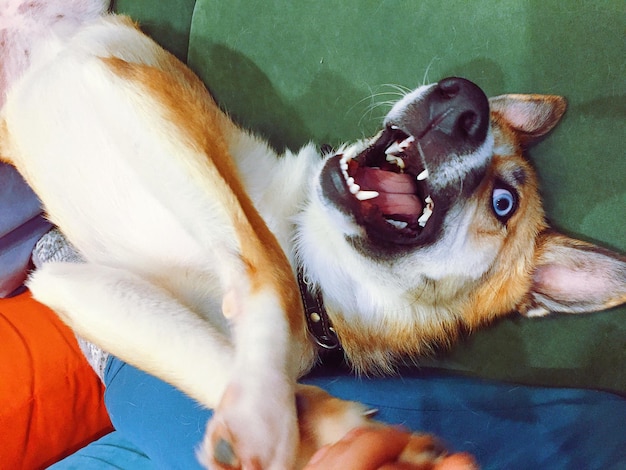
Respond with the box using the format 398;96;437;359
320;77;491;247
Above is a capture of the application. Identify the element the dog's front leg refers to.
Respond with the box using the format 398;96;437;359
27;262;235;407
199;238;316;469
201;286;301;469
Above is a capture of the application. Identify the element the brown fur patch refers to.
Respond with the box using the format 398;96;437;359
463;155;546;327
295;385;373;467
102;50;307;340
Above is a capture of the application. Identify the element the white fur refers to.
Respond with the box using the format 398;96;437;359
27;261;232;405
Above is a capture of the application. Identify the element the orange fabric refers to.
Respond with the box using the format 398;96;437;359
0;291;113;469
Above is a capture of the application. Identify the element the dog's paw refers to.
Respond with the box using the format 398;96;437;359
197;375;298;470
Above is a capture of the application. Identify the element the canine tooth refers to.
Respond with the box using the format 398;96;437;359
417;169;429;180
355;190;379;201
385;141;403;156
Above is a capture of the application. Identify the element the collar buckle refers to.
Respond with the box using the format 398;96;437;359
297;268;341;350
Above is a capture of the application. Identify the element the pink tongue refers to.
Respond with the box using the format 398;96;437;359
354;167;417;194
353;167;422;217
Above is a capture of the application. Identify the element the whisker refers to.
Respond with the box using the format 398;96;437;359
351;84;409;128
422;57;440;86
347;88;399;116
380;83;412;96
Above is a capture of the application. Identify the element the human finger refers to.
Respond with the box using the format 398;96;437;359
304;426;411;470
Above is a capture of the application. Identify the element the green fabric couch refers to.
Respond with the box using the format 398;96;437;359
113;0;625;394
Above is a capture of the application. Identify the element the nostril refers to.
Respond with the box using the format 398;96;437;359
459;110;480;137
437;77;463;100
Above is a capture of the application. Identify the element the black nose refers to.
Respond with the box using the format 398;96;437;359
429;77;489;145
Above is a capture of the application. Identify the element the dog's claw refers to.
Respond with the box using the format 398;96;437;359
214;438;239;468
362;408;379;417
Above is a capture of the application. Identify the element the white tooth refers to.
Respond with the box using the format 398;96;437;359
385;141;403;156
418;207;433;227
347;177;355;186
349;183;361;194
417;169;429;180
418;196;434;227
385;154;405;169
340;161;348;171
399;135;415;150
386;219;408;229
390;125;400;130
355;190;379;201
340;153;352;167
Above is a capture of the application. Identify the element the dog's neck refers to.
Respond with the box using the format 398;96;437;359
296;266;341;351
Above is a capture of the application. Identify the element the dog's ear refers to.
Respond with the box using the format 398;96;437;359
522;232;626;317
489;94;567;145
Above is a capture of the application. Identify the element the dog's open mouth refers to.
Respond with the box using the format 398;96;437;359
320;77;493;247
322;126;434;244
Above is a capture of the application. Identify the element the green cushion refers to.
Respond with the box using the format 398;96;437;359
115;1;625;394
113;0;197;62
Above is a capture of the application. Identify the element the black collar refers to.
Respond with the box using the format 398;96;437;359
296;266;341;351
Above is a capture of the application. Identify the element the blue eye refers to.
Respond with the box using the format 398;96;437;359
492;188;516;220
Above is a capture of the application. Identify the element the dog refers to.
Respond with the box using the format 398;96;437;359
2;1;625;468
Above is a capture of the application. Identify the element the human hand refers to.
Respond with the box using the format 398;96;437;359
303;426;477;470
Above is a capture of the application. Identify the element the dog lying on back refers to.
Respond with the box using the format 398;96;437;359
2;1;625;468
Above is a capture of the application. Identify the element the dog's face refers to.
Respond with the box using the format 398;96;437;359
315;78;553;283
297;77;625;372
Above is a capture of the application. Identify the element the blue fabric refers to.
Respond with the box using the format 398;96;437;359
0;163;51;297
54;356;626;469
48;432;153;469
